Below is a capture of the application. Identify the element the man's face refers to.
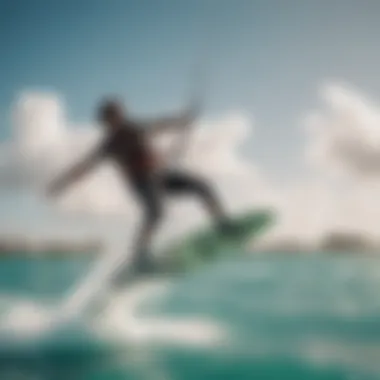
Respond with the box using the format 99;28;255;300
103;103;125;130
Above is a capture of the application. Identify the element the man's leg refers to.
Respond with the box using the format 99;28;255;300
132;177;165;272
110;179;164;288
162;171;229;227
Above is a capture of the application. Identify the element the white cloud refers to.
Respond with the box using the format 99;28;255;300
288;81;380;242
304;82;380;178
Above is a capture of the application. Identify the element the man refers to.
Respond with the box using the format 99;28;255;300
47;98;234;284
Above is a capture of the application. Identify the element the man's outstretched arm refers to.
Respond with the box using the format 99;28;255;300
143;102;200;135
46;147;104;197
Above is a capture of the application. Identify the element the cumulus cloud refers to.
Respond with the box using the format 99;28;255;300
288;81;380;242
305;82;380;178
3;93;135;215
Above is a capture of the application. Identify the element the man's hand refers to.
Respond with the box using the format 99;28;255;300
144;100;202;135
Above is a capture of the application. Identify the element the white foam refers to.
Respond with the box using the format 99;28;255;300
0;299;55;339
94;280;226;347
58;238;134;320
0;279;226;350
0;238;227;350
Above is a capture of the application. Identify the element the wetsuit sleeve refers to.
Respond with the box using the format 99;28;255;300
93;137;112;159
75;138;110;167
141;107;197;135
46;138;110;196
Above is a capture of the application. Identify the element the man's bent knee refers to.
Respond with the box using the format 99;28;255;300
192;179;214;199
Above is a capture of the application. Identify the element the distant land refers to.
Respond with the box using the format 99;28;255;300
0;230;378;258
319;232;377;252
252;231;380;254
0;235;103;257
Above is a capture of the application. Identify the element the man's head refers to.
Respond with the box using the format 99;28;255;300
97;98;126;130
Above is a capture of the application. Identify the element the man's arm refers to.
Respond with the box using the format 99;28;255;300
143;102;200;135
46;145;105;197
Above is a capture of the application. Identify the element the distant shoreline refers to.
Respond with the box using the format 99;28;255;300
251;230;380;255
0;230;379;258
0;238;102;257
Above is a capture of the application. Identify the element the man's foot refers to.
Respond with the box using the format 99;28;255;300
109;255;156;290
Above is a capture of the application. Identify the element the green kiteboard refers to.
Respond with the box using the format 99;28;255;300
89;209;275;313
153;208;275;275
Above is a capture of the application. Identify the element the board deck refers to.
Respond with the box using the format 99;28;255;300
153;208;275;275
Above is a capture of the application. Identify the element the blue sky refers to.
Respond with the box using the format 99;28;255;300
2;0;380;173
1;0;380;238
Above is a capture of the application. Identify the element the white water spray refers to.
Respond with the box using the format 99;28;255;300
58;236;135;321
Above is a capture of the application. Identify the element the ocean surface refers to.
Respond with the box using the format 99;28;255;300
0;252;380;379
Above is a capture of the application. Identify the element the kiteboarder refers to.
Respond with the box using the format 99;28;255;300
47;98;235;281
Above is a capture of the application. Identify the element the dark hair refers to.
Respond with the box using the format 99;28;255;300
97;98;123;121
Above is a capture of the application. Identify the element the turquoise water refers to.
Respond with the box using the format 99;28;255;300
0;253;380;379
